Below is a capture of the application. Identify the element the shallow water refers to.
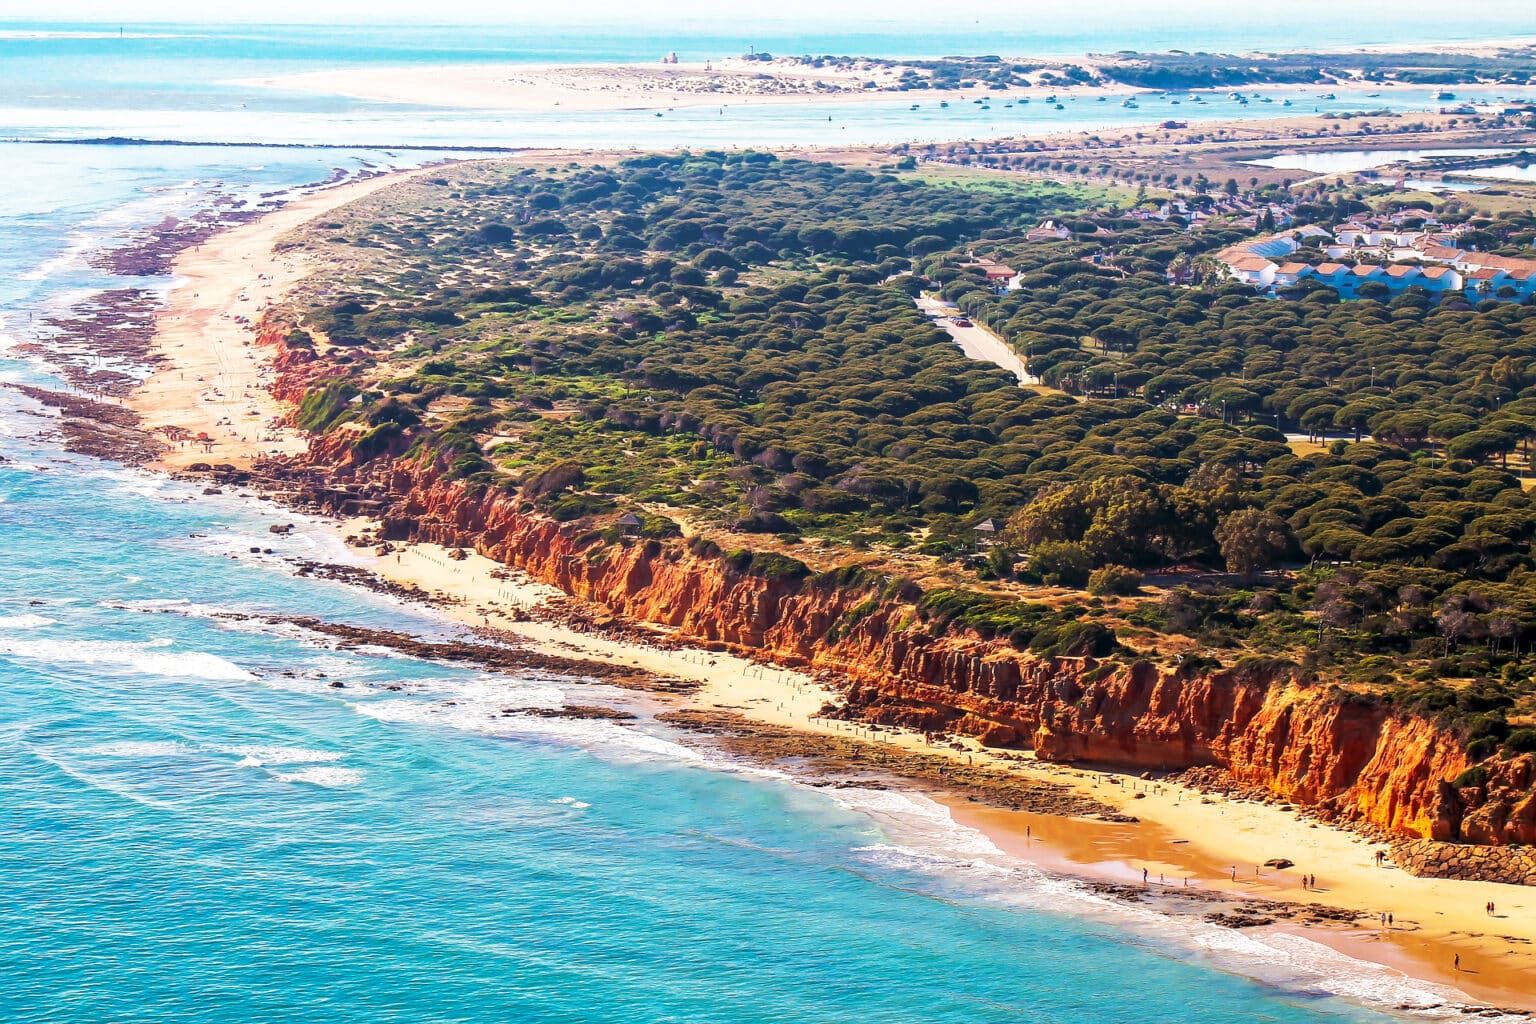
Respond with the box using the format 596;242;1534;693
0;22;1516;1023
1243;148;1518;174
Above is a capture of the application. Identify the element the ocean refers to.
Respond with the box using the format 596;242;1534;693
0;18;1525;1023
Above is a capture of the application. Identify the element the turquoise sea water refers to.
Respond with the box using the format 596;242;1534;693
2;18;1534;147
0;21;1522;1023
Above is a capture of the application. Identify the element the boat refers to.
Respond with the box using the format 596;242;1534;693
1121;98;1138;108
939;100;949;108
1436;90;1455;101
1054;102;1064;110
1318;92;1336;100
1170;99;1181;105
1282;99;1292;106
910;104;920;110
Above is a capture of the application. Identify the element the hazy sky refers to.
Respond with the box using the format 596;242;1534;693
5;0;1532;26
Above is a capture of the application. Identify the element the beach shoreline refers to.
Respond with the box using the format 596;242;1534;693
132;165;444;472
126;164;1536;1017
230;47;1536;115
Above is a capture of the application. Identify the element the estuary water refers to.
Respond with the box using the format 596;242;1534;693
0;19;1523;1024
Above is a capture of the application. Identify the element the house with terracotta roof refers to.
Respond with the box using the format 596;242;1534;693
1207;220;1523;301
1417;266;1464;293
1273;262;1309;288
1227;254;1278;287
960;256;1019;292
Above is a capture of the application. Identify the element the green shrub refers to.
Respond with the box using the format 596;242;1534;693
1031;541;1092;588
1087;564;1141;596
1453;765;1489;788
1505;728;1536;755
1465;736;1499;761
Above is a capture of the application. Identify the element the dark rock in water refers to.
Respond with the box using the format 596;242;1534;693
520;705;638;721
203;487;223;495
1205;911;1275;928
328;681;346;688
249;547;262;553
269;524;294;535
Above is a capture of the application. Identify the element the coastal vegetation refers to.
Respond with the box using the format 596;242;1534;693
760;45;1536;93
281;152;1536;750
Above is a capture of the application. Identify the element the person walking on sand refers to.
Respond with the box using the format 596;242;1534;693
1454;954;1460;971
1143;868;1149;884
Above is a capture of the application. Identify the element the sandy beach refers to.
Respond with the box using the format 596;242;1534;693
132;167;442;472
233;56;1454;115
132;170;1536;1014
235;58;921;113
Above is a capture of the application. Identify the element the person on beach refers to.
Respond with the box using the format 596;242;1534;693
1454;954;1460;971
1143;868;1149;884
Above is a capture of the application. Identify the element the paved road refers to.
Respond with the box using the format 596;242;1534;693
916;294;1039;386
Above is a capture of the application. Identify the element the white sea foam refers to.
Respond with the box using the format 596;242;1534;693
269;766;364;788
817;783;1510;1020
549;796;592;809
833;788;1007;861
0;613;56;629
217;745;345;766
354;693;704;764
18;231;94;281
80;740;190;758
0;636;255;680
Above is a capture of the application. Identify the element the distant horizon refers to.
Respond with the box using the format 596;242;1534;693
4;0;1536;34
0;11;1534;64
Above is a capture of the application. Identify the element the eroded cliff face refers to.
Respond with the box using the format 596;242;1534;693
276;447;1536;848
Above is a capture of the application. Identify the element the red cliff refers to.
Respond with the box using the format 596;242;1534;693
277;448;1535;848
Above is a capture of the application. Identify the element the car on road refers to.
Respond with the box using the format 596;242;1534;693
951;318;972;327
